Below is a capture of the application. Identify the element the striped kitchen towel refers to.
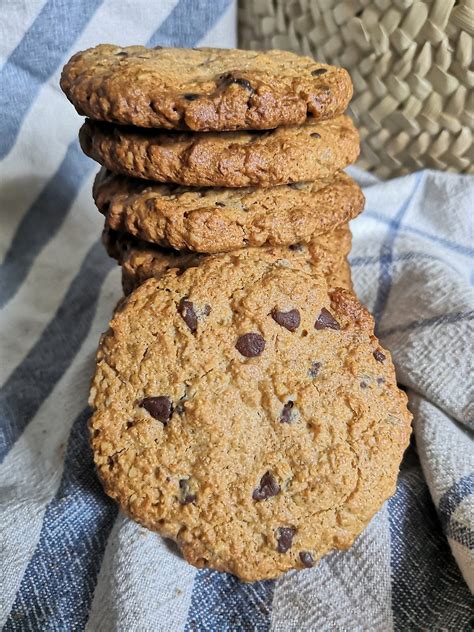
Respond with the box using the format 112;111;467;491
0;1;473;630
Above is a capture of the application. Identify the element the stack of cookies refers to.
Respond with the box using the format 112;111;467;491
61;45;364;295
60;46;411;582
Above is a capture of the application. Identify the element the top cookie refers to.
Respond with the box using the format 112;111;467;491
60;45;353;132
89;253;412;581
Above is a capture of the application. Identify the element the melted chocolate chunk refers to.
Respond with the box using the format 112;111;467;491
299;551;315;567
140;396;172;423
183;93;199;100
280;401;295;423
178;299;210;333
315;308;340;331
178;298;198;332
311;68;328;76
276;527;296;553
310;132;321;138
271;308;301;332
236;333;265;357
373;350;386;363
309;361;322;378
179;479;196;504
252;471;280;501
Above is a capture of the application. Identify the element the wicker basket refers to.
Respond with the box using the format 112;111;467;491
239;0;473;178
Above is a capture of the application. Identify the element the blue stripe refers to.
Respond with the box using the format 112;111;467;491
4;408;118;631
0;0;103;159
0;141;94;308
148;0;234;47
363;210;474;258
0;240;113;463
372;172;424;327
184;570;274;632
379;310;474;337
388;447;473;631
438;474;474;549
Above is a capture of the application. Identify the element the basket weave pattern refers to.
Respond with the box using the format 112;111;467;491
239;0;473;178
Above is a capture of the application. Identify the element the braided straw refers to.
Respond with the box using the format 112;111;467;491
239;0;473;178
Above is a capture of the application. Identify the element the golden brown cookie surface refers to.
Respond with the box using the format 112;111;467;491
94;167;363;251
81;116;359;187
102;225;354;295
61;45;353;131
89;254;411;581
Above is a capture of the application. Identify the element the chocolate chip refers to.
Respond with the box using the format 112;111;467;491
178;298;198;333
179;479;196;504
115;51;129;57
236;333;265;357
309;361;321;377
183;93;199;100
310;132;321;138
140;396;172;423
315;308;340;331
373;350;386;363
299;551;314;567
252;471;280;501
360;381;368;389
215;201;225;207
271;308;300;332
154;45;163;50
178;299;210;332
311;68;328;76
289;243;304;251
220;73;254;93
280;401;295;423
276;527;296;553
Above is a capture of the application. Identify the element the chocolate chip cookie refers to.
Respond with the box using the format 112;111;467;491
81;116;359;187
89;254;412;581
94;167;363;251
102;225;354;295
61;45;353;131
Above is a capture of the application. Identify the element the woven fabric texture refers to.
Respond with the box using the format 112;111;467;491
239;0;474;179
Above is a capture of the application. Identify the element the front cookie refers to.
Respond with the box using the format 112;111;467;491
81;116;359;187
89;254;411;581
61;45;353;131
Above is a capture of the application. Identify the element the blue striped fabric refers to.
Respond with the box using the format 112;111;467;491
372;171;424;326
184;570;274;631
1;1;473;630
0;241;114;463
0;141;94;307
0;0;103;158
5;408;118;631
388;450;473;631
